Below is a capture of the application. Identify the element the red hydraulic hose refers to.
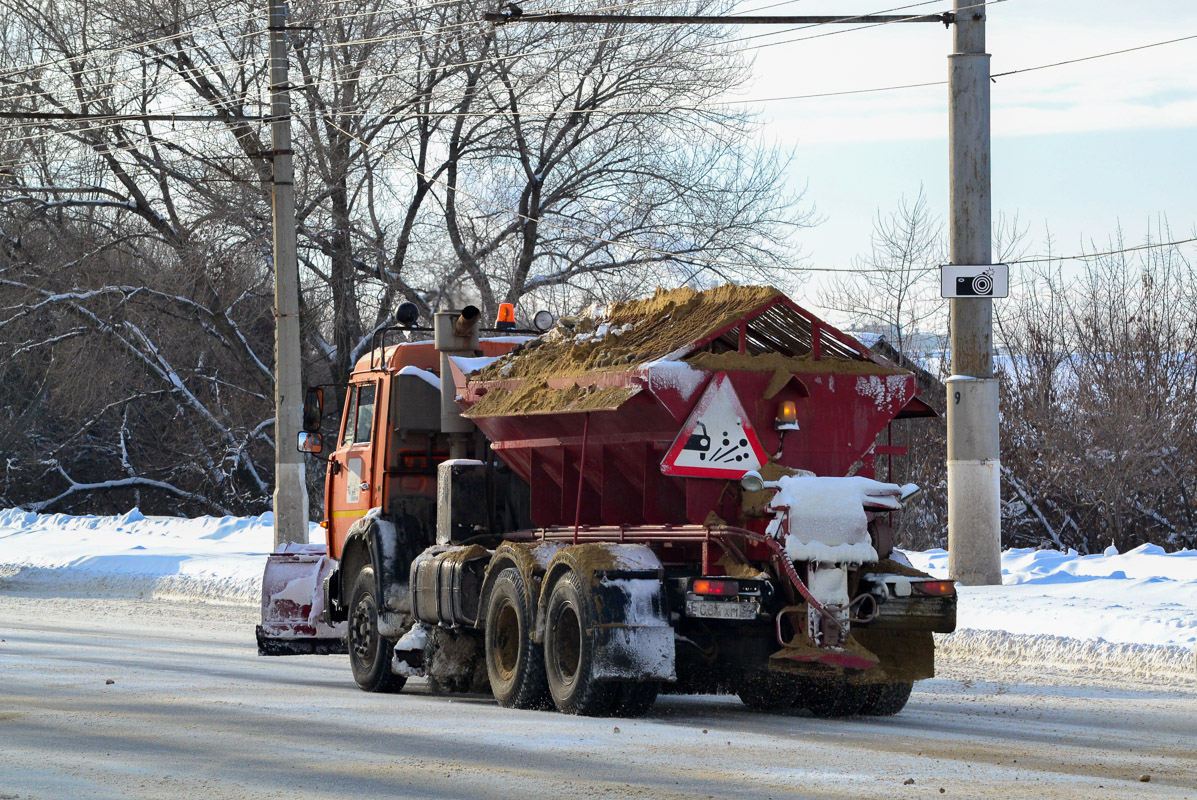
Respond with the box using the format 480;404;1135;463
712;525;848;640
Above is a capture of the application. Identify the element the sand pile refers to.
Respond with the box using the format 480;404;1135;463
463;383;640;418
475;284;784;382
463;284;904;418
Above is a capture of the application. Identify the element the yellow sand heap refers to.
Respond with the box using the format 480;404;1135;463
463;285;904;418
476;284;784;382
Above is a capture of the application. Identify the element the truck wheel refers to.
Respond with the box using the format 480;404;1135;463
348;567;405;693
798;677;867;718
544;570;616;716
859;681;913;716
484;568;550;709
737;672;800;712
612;681;659;718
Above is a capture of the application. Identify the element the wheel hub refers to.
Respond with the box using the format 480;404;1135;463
350;597;375;663
491;602;520;681
551;603;581;683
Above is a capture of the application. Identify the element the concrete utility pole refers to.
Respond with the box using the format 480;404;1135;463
269;0;309;548
946;0;1001;585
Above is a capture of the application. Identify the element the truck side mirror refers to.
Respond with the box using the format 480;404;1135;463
297;431;324;454
303;387;323;433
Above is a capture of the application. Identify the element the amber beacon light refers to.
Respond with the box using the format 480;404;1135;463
496;303;516;331
775;400;799;431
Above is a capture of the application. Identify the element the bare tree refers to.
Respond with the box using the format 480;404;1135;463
997;222;1197;552
819;186;945;358
0;0;809;515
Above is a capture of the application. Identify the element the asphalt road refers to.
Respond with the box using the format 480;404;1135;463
1;595;1194;800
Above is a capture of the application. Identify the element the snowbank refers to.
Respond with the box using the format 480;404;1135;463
906;546;1197;648
935;629;1197;687
0;508;319;604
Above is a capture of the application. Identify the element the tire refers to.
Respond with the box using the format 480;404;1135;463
484;568;550;709
543;570;617;716
798;677;868;718
612;681;659;718
348;566;406;693
737;672;801;712
859;681;913;716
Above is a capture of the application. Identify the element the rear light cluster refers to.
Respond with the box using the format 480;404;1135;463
912;580;956;597
692;578;739;596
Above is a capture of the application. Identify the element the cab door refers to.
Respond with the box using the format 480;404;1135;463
329;380;380;552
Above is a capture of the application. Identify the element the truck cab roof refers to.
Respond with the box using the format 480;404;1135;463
350;336;533;378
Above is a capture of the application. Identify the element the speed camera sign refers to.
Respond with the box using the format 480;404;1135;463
941;264;1009;298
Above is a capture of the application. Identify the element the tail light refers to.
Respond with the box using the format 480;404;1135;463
692;578;739;596
912;580;956;597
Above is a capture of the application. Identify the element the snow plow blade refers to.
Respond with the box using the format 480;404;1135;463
256;543;347;656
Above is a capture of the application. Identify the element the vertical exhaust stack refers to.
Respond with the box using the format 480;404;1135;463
434;306;481;459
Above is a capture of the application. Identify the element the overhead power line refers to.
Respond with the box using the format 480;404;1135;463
1004;237;1197;266
4;18;1190;167
991;33;1197;79
484;11;952;25
0;0;666;108
0;0;933;146
5;13;1191;142
0;111;265;123
0;0;972;117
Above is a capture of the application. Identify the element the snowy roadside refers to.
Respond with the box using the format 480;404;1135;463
1;508;1194;685
906;546;1197;687
0;508;302;605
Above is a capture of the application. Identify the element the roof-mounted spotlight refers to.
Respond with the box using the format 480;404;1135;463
395;301;419;327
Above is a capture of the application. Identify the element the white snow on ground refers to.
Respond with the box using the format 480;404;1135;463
905;545;1197;648
0;508;319;604
1;508;1193;681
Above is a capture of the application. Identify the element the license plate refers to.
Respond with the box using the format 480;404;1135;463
685;599;759;620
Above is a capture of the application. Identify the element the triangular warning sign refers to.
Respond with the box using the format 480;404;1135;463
661;373;767;479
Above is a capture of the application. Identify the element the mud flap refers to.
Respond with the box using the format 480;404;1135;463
590;576;676;682
257;543;347;656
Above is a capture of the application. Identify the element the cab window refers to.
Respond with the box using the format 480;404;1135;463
353;383;376;443
340;386;359;448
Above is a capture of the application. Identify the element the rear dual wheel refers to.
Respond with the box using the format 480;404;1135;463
543;570;659;717
859;681;913;716
737;672;801;712
544;570;614;715
484;568;551;709
800;677;866;718
794;677;914;717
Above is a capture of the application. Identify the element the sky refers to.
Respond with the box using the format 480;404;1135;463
724;0;1197;313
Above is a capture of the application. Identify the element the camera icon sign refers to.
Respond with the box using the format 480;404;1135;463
941;264;1008;299
956;271;993;296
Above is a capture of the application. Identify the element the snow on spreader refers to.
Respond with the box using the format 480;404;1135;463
263;285;954;717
